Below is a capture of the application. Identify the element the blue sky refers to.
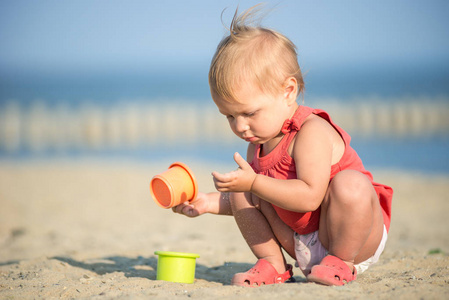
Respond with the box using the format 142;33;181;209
1;0;448;74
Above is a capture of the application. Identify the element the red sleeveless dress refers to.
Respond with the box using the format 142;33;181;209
249;106;393;235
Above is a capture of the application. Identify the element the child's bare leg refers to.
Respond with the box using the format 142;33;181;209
318;170;384;269
230;191;295;273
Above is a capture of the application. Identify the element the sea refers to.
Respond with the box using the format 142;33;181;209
1;64;448;174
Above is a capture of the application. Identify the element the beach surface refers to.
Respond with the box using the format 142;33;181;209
1;160;448;299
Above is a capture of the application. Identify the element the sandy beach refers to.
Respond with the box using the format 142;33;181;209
0;159;448;299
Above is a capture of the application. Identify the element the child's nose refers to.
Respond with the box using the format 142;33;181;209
235;117;249;133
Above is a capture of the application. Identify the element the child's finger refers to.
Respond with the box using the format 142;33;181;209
213;176;229;188
212;171;232;182
172;201;190;214
182;205;198;217
214;183;231;192
233;152;249;169
211;171;221;179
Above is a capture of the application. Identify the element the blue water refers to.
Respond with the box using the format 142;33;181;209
351;137;449;174
1;66;449;174
2;61;449;104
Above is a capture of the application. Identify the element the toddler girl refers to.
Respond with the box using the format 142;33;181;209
173;5;393;287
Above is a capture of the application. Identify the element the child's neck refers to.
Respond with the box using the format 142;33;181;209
260;104;300;157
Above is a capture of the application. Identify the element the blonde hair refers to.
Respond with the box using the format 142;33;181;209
209;4;305;102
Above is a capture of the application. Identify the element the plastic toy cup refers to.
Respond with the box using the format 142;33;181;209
150;162;198;209
154;251;200;284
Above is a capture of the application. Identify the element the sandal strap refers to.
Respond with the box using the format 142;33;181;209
320;255;357;279
274;264;293;283
232;259;294;286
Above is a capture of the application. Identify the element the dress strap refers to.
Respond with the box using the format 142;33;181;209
279;106;314;153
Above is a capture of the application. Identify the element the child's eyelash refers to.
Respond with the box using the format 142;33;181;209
225;111;257;119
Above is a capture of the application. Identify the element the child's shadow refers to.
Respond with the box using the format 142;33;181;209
52;256;283;285
53;256;159;280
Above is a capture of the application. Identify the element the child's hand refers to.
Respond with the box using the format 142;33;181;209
172;192;210;218
212;152;257;192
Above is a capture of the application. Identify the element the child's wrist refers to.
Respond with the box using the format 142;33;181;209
204;192;214;214
249;174;259;192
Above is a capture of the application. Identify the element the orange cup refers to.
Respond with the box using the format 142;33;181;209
150;162;198;209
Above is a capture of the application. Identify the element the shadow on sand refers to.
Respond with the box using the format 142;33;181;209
51;255;283;285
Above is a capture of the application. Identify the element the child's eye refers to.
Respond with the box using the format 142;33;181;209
244;111;256;117
226;115;234;120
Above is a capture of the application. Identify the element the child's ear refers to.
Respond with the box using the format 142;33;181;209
283;77;298;105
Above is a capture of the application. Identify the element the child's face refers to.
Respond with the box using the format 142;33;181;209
212;82;297;145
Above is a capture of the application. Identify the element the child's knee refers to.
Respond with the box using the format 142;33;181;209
229;192;261;210
328;170;374;207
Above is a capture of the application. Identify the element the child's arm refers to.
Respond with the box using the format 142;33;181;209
212;117;339;213
172;191;233;217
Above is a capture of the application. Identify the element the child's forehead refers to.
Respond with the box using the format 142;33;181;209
214;92;252;108
230;81;267;102
213;89;272;115
216;101;259;116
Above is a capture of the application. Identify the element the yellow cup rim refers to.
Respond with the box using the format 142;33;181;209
154;251;200;259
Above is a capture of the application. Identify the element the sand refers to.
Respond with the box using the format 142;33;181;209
0;159;448;299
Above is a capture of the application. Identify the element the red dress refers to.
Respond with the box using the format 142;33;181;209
249;106;393;235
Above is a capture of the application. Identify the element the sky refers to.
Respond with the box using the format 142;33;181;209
1;0;449;75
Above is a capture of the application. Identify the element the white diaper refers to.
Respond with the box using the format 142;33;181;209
294;225;388;275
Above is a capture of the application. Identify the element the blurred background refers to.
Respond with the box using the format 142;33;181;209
1;0;448;173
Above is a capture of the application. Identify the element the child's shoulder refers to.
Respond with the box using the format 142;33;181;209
299;113;334;135
290;113;343;156
247;111;343;162
246;143;256;163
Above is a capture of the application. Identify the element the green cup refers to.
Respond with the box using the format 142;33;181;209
154;251;200;284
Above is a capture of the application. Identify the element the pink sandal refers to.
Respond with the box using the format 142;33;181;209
231;259;293;287
307;255;357;286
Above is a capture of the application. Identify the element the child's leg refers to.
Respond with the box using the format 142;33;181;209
230;191;295;274
318;170;385;269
